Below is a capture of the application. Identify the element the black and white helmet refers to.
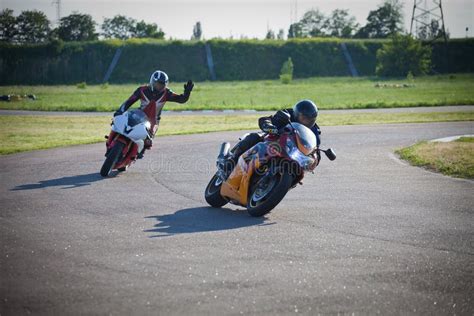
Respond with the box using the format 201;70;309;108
149;70;169;91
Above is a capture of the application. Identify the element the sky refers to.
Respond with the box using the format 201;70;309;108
1;0;473;39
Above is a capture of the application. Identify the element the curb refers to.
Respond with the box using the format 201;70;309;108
429;135;474;142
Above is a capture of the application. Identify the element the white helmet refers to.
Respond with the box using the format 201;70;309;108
149;70;169;91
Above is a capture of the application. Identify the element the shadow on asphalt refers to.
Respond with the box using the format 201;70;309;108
144;207;275;237
12;172;106;190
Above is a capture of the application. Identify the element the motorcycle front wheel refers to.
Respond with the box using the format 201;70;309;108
100;142;125;177
204;173;228;208
247;171;293;217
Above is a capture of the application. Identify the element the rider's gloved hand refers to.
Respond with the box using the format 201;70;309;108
184;80;194;95
144;138;153;149
113;110;123;117
273;110;291;126
262;123;279;135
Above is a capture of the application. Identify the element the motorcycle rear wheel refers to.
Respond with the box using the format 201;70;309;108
205;173;228;208
100;142;125;177
247;171;293;217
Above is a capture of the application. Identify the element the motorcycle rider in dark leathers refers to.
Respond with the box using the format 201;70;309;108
222;99;321;174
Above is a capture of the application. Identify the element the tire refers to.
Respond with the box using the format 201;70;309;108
247;171;293;217
204;173;228;208
100;142;125;177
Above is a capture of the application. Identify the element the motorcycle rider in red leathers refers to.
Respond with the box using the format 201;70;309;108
110;70;194;158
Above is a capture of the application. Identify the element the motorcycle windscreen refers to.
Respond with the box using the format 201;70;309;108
128;110;150;127
286;138;316;170
292;122;317;155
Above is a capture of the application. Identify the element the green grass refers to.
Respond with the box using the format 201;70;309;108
0;74;473;112
1;111;473;155
456;137;474;143
397;137;474;179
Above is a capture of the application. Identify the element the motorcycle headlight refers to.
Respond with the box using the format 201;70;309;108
286;137;315;170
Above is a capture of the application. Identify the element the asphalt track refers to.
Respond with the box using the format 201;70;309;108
1;122;473;315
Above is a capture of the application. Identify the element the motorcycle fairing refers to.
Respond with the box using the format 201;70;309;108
114;140;139;169
220;141;281;206
111;111;150;153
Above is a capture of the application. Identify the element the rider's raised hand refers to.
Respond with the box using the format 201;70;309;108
184;80;194;94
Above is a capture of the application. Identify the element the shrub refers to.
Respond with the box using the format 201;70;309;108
376;34;431;77
280;57;294;84
280;74;292;84
76;81;87;89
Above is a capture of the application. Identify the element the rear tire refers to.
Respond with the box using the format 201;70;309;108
100;142;125;177
247;171;293;217
205;173;228;208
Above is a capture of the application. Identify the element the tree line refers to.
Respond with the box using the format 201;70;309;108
0;9;164;43
282;0;445;40
0;0;447;44
277;0;444;77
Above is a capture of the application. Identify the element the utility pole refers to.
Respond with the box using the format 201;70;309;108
410;0;447;43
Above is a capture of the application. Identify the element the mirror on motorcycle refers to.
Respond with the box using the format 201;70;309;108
325;148;336;161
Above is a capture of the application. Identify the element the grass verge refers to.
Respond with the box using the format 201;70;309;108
396;137;474;179
1;111;473;155
0;74;473;112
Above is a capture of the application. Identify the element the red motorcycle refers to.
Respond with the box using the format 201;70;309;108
100;102;157;177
